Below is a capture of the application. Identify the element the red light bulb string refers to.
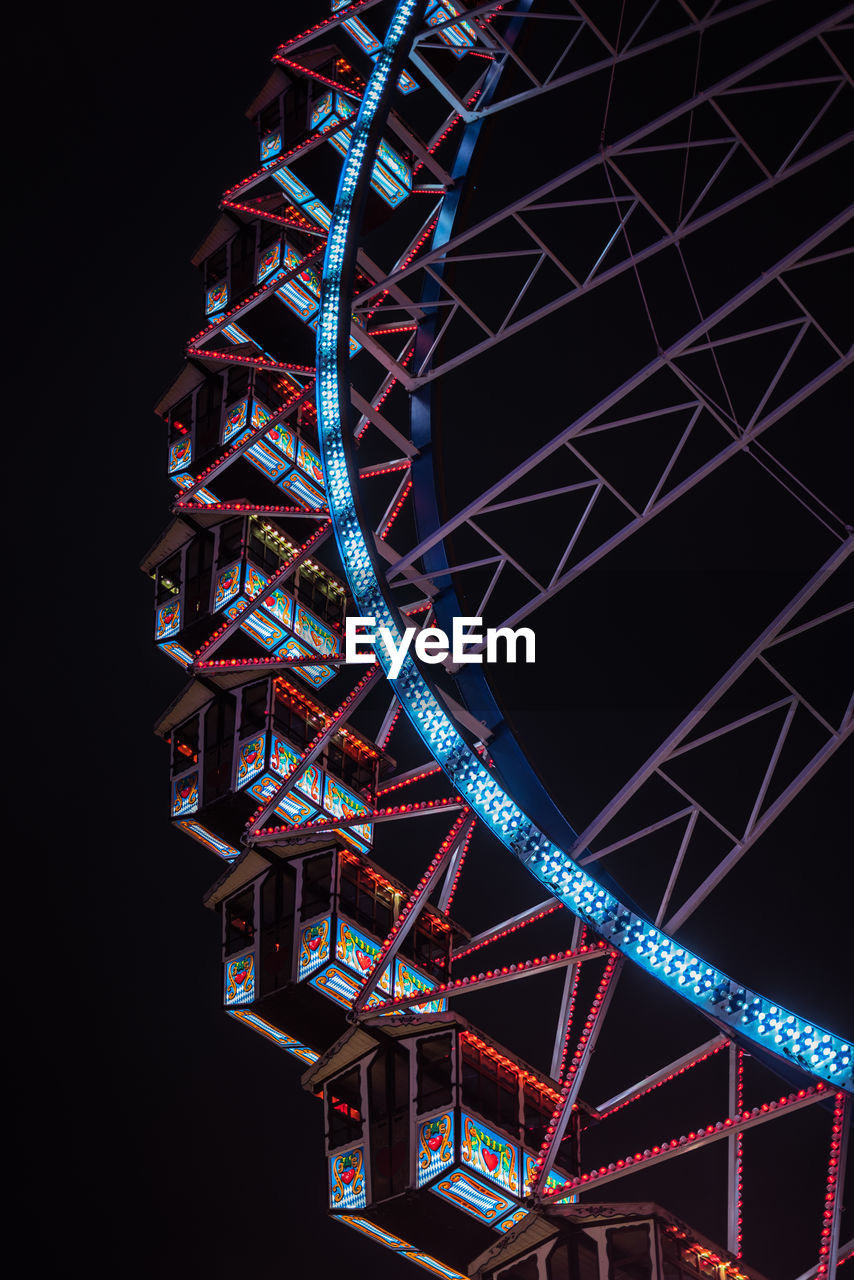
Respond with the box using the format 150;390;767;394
354;338;415;442
273;53;366;100
193;521;330;661
252;795;464;840
174;502;309;516
544;1083;828;1198
528;950;619;1193
360;460;412;479
245;664;379;832
735;1047;744;1258
379;478;413;540
378;703;402;750
597;1038;731;1121
441;818;475;915
221;198;327;235
447;902;564;965
369;940;608;1014
376;763;443;796
816;1091;848;1277
555;925;587;1083
359;808;472;989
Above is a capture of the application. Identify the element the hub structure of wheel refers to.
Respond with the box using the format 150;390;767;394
146;3;853;1278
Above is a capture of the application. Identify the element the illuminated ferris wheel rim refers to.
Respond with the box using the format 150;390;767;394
313;0;852;1094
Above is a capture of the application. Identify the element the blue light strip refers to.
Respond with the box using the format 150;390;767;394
314;0;852;1092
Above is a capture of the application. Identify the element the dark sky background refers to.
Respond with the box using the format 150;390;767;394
12;2;852;1277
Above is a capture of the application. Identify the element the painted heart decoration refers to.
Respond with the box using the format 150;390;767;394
427;1135;442;1151
482;1150;499;1172
341;1168;355;1185
234;971;246;985
308;934;321;951
356;950;373;971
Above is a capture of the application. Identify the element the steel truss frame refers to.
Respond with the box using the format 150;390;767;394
285;1;854;943
312;0;853;1066
408;0;803;126
159;3;853;1272
284;0;853;995
297;0;852;1268
353;8;854;390
570;536;853;931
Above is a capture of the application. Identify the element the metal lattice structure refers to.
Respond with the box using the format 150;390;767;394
146;2;853;1277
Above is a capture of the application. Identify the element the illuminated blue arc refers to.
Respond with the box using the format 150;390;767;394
314;0;851;1093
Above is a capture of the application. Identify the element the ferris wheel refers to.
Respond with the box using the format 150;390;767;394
152;1;853;1276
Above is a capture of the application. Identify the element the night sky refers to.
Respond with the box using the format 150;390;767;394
14;2;852;1277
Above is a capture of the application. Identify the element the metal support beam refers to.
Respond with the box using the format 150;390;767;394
416;0;780;123
451;896;562;959
190;523;332;667
376;760;443;795
727;1044;744;1256
562;537;853;871
437;816;475;914
246;664;383;835
189;244;328;352
546;1082;831;1199
386;223;852;582
550;916;585;1079
531;953;622;1193
173;381;316;504
364;939;612;1017
595;1034;730;1117
351;387;419;457
376;693;401;750
666;720;852;931
251;796;467;845
352;809;472;1012
819;1093;851;1278
795;1240;854;1280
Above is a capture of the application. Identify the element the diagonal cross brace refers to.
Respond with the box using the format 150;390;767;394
451;896;562;959
530;953;622;1195
386;211;852;577
251;797;466;845
564;536;853;867
351;808;472;1013
546;1080;831;1199
549;916;585;1079
437;814;476;914
189;244;328;352
595;1034;731;1117
174;381;317;505
246;664;383;837
190;522;332;668
363;940;612;1017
